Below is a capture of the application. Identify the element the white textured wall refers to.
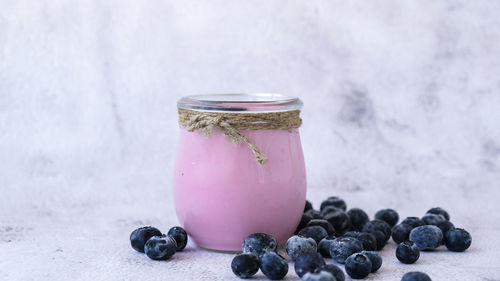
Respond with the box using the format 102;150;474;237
1;1;500;280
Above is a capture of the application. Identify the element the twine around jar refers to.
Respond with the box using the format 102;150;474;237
178;108;302;165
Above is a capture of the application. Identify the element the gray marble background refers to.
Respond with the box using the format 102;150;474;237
1;1;499;280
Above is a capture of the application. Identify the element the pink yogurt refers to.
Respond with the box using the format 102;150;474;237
173;127;307;251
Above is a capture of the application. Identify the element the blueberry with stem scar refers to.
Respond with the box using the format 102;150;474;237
231;253;260;278
396;241;420;264
345;253;372;279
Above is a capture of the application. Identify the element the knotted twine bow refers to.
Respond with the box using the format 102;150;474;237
178;108;302;165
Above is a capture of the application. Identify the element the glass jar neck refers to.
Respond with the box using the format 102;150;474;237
177;93;302;113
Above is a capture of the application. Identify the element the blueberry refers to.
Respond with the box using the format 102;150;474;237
144;235;177;260
294;252;326;278
343;231;377;251
444;228;472;252
324;210;351;236
435;221;455;244
286;235;317;261
321;206;343;216
167;226;188;251
231;253;260;278
401;217;425;228
426;207;450;221
421;214;446;226
305;209;325;220
370;230;388;250
347;208;370;231
375;209;399;227
316;264;345;281
392;223;414;244
320;196;347;212
396;241;420;264
242;233;277;257
318;235;336;258
298;226;328;244
260;252;288;280
363;219;392;240
329;237;363;264
409;225;443;250
130;226;162;253
345;253;372;279
401;271;432;281
360;250;382;273
435;220;455;236
296;212;314;234
362;219;392;250
305;200;313;212
302;271;336;281
307;219;336;235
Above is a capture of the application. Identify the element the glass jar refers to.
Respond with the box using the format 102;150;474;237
173;93;307;251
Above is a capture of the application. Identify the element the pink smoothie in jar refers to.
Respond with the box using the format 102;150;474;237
173;93;307;251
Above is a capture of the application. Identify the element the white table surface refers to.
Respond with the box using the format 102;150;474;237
1;1;500;280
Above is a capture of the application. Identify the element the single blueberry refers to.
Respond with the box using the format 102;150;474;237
324;210;351;236
347;208;370;231
435;220;455;236
242;233;277;257
426;207;450;221
421;214;446;226
362;219;392;250
296;212;314;234
375;209;399;227
320;196;347;212
305;209;325;220
305;200;313;212
307;219;336;235
318;235;336;258
343;231;377;251
396;241;420;264
360;250;382;272
392;223;414;244
144;235;177;260
401;217;425;228
409;225;443;250
316;264;345;281
298;226;328;244
294;252;326;278
302;271;336;281
329;237;363;264
231;253;260;278
435;221;455;244
260;252;288;280
401;271;432;281
286;235;317;261
363;219;392;240
167;226;188;251
321;206;344;216
371;230;388;250
444;228;471;252
130;226;162;253
345;253;372;279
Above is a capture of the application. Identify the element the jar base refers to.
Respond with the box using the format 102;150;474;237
196;245;241;254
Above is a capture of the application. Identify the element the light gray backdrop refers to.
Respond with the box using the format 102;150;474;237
1;1;499;280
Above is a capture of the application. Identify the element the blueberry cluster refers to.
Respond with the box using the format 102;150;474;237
292;198;471;280
231;233;288;279
129;226;187;260
393;207;472;265
291;198;384;279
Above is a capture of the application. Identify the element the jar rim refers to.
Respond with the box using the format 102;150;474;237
177;93;303;112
